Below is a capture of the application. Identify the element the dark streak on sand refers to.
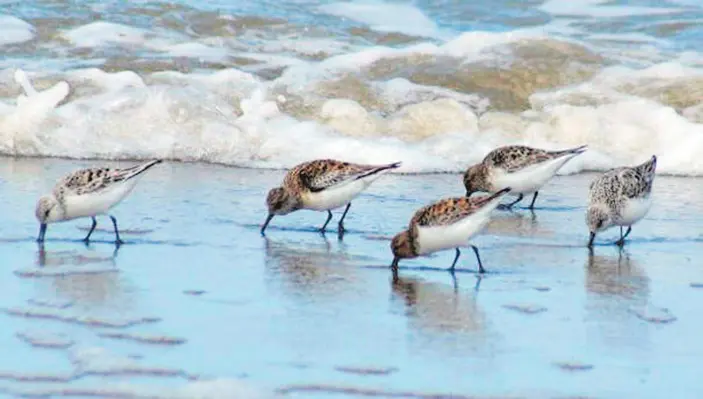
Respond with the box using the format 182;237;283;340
3;307;161;328
16;331;74;349
335;366;399;376
553;362;594;372
276;384;515;398
27;298;74;309
502;304;547;314
15;267;119;278
0;371;75;383
98;332;187;345
629;306;677;324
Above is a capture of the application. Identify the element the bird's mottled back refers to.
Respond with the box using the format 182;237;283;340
484;145;587;173
284;159;400;193
411;190;510;228
589;155;657;204
56;167;115;196
54;160;162;198
484;145;548;172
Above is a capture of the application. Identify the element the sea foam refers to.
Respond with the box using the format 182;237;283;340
0;15;35;46
1;27;702;176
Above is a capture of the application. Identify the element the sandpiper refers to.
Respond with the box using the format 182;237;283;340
261;159;401;236
586;155;657;247
35;160;162;244
463;144;588;210
390;188;511;273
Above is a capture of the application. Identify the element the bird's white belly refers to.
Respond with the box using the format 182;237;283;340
616;196;652;226
492;156;573;195
303;180;369;211
63;181;138;220
416;211;492;255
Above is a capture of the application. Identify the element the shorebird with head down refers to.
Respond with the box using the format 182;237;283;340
464;144;588;210
35;159;163;244
390;188;511;274
261;159;401;237
586;155;657;248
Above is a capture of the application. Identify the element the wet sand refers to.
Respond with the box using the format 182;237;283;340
0;157;702;398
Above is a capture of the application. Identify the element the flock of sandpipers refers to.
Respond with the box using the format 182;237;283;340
33;144;657;274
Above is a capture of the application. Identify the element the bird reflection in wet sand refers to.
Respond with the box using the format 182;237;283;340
585;250;650;348
586;250;649;300
263;236;362;299
33;243;126;307
36;242;120;267
481;209;550;240
390;267;486;337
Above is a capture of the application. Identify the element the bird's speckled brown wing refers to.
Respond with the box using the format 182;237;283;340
285;159;399;193
410;196;496;228
54;160;162;197
483;145;554;173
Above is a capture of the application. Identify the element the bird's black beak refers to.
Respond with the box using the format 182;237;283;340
260;214;274;236
390;257;399;269
587;231;595;248
37;223;47;242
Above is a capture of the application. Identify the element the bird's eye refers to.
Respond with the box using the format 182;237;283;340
44;209;50;218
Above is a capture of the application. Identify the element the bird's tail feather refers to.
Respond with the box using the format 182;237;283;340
119;159;163;181
356;161;402;180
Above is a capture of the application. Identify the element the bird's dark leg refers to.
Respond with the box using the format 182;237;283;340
449;248;461;272
615;226;632;247
528;191;539;210
391;256;399;270
471;245;486;274
499;194;523;210
337;203;352;236
37;224;47;243
83;217;97;242
109;215;123;245
319;210;333;233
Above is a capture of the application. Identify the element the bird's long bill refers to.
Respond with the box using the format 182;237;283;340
390;257;399;269
37;223;47;242
587;231;596;247
260;214;274;235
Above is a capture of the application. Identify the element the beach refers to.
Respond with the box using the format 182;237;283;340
0;158;702;398
1;0;703;397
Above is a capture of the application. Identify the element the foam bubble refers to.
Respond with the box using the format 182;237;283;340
0;15;35;46
165;42;230;61
62;21;174;49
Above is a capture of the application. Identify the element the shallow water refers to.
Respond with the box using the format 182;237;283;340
1;157;702;398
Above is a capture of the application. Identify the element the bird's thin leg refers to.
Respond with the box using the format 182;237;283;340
471;245;486;274
319;211;333;233
622;226;632;240
499;194;523;210
528;192;539;210
615;226;632;247
337;203;352;235
449;248;461;272
84;217;97;242
109;216;123;245
37;224;47;243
